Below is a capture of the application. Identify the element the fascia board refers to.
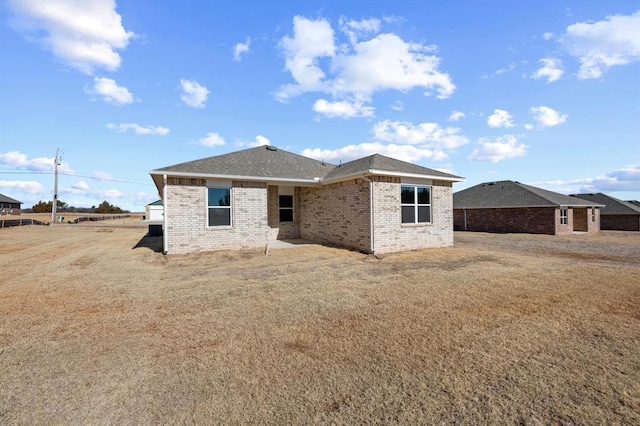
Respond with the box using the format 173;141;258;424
149;170;321;185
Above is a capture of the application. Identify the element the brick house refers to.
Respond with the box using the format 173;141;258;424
0;193;22;215
570;193;640;231
149;145;464;254
453;180;603;235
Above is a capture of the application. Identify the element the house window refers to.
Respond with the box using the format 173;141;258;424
279;195;294;222
560;207;568;225
401;185;431;224
591;207;596;222
208;187;231;226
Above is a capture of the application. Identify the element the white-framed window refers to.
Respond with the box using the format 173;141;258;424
207;187;231;226
560;207;568;225
279;195;294;222
591;207;596;222
401;185;431;224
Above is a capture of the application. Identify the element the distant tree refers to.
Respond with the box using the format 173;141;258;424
31;200;67;213
94;200;124;214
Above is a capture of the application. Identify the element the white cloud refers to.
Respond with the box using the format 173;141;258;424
0;180;44;194
7;0;135;74
302;142;447;164
391;101;404;111
495;62;517;75
524;123;534;131
561;11;640;79
238;135;270;148
372;120;468;149
198;132;225;147
72;181;89;190
278;16;336;100
535;164;640;193
530;106;568;127
449;111;465;122
468;135;528;163
487;109;515;128
531;57;564;83
180;79;210;108
0;150;73;173
276;16;455;108
233;37;250;62
313;98;374;118
543;32;554;41
340;17;381;44
107;122;169;135
86;77;133;105
331;33;455;99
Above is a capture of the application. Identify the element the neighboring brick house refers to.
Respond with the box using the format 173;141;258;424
149;145;464;254
570;193;640;231
0;194;22;215
453;180;603;235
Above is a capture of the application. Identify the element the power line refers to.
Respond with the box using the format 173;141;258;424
0;170;154;186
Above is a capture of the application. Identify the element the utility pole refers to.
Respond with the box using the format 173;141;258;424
51;148;60;224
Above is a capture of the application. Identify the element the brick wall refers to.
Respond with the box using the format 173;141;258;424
299;178;371;252
573;207;600;233
267;185;300;239
165;179;269;254
454;207;558;234
601;214;640;231
371;178;454;253
166;176;459;254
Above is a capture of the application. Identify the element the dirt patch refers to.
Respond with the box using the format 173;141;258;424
1;227;639;424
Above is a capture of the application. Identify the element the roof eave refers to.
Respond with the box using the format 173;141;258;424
320;169;464;185
454;203;606;209
149;170;322;185
368;169;464;182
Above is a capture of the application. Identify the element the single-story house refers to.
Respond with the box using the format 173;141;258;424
453;180;603;235
145;199;164;221
150;145;464;255
570;193;640;231
0;194;22;215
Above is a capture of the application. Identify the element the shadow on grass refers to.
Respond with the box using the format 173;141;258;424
132;235;163;252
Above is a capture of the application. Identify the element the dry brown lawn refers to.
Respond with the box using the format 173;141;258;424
1;226;638;425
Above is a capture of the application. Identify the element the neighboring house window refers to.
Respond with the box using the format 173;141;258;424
208;187;231;226
279;195;294;222
591;207;596;222
560;207;568;225
401;185;431;224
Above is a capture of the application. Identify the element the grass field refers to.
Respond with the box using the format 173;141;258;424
1;226;638;424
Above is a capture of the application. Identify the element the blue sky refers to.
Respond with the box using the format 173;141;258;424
1;0;638;212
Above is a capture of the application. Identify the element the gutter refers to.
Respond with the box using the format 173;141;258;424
360;175;375;254
320;169;464;185
162;174;168;255
149;170;321;185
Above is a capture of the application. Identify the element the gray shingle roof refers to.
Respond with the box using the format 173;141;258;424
454;180;604;209
152;146;335;181
150;146;463;186
571;193;640;215
0;193;21;204
323;154;463;182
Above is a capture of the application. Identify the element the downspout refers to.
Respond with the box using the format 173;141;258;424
463;209;467;231
361;175;374;254
162;174;168;255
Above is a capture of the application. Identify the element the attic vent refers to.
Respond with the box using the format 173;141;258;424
266;145;277;151
488;182;496;186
